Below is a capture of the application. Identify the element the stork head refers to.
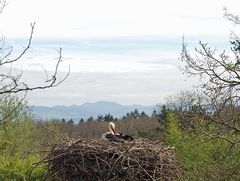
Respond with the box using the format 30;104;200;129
108;122;116;135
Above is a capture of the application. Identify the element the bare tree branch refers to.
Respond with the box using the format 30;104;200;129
224;7;240;24
0;0;7;14
180;12;240;146
0;23;70;95
0;2;70;125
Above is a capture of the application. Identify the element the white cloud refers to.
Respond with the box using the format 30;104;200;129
26;69;196;106
0;0;239;38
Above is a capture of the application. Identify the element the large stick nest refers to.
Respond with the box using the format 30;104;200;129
46;138;182;181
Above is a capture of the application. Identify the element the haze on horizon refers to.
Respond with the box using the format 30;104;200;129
0;0;239;106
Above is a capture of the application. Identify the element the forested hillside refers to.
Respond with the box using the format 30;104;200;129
0;94;239;180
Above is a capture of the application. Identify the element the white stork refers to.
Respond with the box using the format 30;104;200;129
101;122;133;142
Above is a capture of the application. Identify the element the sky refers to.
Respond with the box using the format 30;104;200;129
0;0;239;106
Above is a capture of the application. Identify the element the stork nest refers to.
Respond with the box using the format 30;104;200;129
42;138;182;181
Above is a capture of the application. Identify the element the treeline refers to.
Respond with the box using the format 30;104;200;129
61;109;151;124
43;109;161;140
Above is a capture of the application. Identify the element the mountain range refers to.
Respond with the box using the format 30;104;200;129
31;101;156;122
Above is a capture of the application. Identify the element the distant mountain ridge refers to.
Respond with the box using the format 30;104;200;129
31;101;156;121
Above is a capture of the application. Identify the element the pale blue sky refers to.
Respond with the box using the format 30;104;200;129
0;0;239;106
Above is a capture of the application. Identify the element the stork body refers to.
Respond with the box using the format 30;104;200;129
101;122;133;142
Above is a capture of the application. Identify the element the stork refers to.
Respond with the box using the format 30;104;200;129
101;122;133;142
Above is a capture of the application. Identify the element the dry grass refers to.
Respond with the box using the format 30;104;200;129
44;138;182;181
